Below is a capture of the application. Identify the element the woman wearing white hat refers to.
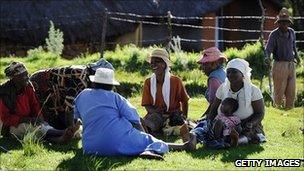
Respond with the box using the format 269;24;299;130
208;58;266;145
74;68;196;159
141;49;190;141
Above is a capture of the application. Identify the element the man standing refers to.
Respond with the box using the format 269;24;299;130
266;7;301;109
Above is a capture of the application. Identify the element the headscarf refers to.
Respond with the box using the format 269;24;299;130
0;61;28;113
222;58;253;108
148;49;171;111
4;61;27;78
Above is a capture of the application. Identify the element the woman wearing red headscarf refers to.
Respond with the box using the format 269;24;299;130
0;61;78;143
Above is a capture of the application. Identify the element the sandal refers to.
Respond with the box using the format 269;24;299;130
139;150;164;160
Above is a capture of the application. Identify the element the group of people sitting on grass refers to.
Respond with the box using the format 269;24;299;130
2;7;301;160
0;47;267;160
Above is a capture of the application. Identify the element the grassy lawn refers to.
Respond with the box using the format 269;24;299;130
0;46;303;170
0;96;303;170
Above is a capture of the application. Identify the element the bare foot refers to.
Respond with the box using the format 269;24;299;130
180;123;190;142
230;128;239;147
184;132;197;151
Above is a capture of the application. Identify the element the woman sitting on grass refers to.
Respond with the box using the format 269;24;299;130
74;68;196;160
191;58;266;148
197;47;227;117
141;48;190;142
29;58;114;130
208;58;266;145
0;62;79;143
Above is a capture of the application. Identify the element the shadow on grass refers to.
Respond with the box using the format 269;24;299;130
43;138;80;153
0;136;22;154
189;143;264;163
57;149;135;170
157;135;180;143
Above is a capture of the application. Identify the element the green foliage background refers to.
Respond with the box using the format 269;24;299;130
0;42;303;106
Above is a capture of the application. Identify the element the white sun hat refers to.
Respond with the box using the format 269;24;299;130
89;68;120;85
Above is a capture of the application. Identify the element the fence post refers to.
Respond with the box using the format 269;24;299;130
166;11;172;50
100;9;108;58
258;0;274;106
139;21;143;47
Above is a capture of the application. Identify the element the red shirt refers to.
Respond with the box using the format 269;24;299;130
0;85;42;127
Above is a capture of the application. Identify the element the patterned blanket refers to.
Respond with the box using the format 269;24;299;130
30;66;90;129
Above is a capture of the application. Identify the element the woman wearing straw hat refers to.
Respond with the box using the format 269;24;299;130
265;7;301;109
197;47;227;117
0;61;79;143
73;68;196;159
141;48;190;141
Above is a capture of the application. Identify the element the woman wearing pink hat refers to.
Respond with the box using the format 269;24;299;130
197;47;227;116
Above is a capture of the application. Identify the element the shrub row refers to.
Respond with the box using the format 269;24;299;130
104;43;303;80
115;81;303;107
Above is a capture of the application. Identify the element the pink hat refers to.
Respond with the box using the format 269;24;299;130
197;47;227;64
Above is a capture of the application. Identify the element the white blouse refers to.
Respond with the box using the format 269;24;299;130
216;84;263;120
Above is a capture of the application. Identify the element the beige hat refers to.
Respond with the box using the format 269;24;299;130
89;68;119;85
275;7;293;24
147;48;171;66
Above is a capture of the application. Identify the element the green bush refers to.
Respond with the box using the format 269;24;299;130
46;21;64;57
185;81;206;97
295;90;304;107
224;42;268;82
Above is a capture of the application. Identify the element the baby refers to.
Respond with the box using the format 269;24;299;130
214;98;240;147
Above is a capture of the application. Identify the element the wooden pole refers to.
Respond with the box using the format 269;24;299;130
166;11;172;50
258;0;274;106
139;22;143;47
100;9;108;58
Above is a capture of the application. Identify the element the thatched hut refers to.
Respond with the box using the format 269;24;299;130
1;0;285;57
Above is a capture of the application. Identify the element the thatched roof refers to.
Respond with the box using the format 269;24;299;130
1;0;152;46
0;0;237;47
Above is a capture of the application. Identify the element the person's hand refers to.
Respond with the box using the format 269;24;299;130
155;107;166;114
20;117;44;126
244;122;253;131
34;117;44;125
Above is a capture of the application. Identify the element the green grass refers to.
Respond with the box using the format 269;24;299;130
0;46;303;169
0;97;303;170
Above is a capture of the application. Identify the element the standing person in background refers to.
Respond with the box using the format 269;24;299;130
265;7;301;110
197;47;227;117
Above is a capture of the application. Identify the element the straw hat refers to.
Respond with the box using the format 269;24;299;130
89;68;119;85
147;49;171;66
197;47;227;64
275;7;293;24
